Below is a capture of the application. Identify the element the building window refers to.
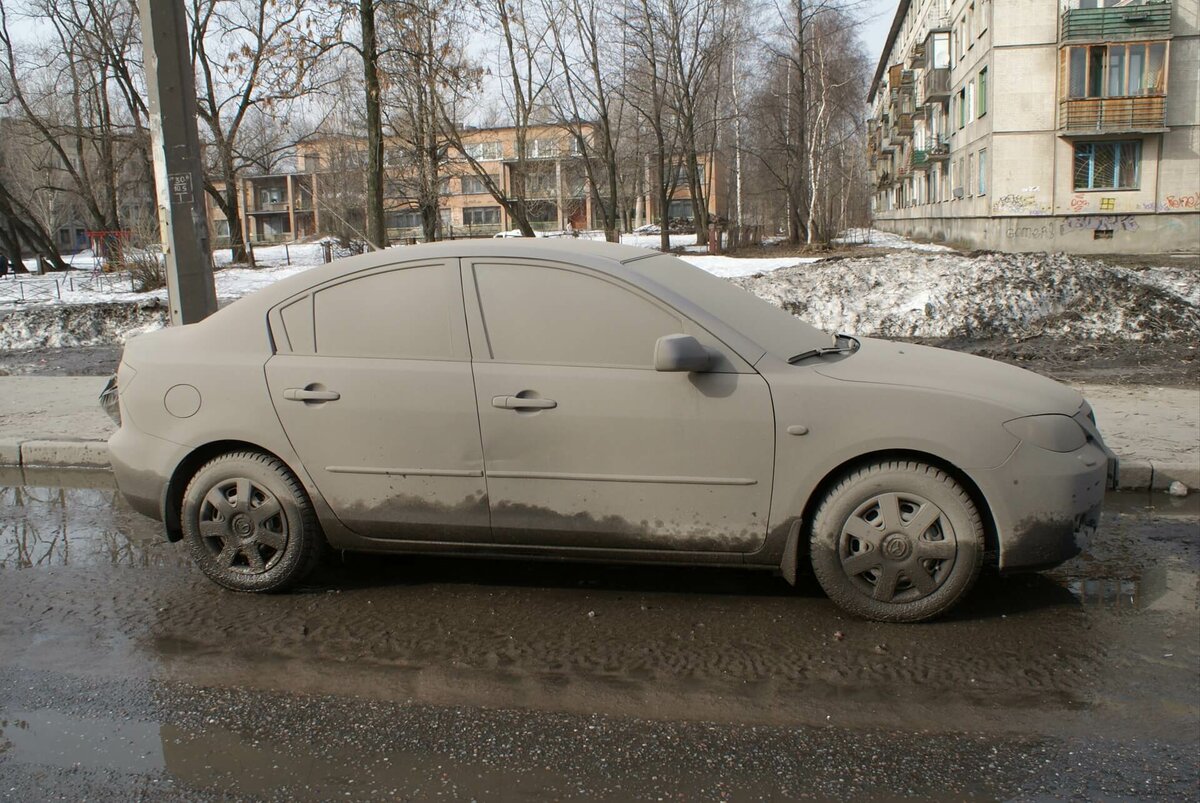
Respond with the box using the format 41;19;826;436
261;186;284;205
967;79;976;120
957;89;966;128
929;31;951;69
461;175;489;194
977;68;988;116
386;210;424;230
528;138;561;158
966;5;974;45
672;164;706;186
978;148;987;195
463;206;501;226
667;199;694;220
527;201;558;223
1073;141;1141;190
967;153;975;196
1065;42;1167;99
465;141;503;161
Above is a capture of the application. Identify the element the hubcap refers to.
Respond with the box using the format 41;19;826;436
197;477;288;575
838;492;957;604
881;533;912;560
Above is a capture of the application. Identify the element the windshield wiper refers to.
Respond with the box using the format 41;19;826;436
788;334;861;364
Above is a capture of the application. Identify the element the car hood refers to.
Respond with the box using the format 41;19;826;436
813;338;1083;416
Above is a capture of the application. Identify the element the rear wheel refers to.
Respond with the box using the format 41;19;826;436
181;451;323;592
810;460;984;622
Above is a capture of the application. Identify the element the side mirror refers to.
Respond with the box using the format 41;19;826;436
654;334;713;373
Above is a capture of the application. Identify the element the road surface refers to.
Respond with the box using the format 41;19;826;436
1;468;1196;800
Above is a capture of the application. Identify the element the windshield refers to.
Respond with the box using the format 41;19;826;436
627;255;830;358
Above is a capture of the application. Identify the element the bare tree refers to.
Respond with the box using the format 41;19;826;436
437;0;553;238
0;0;150;264
190;0;323;263
620;0;684;252
376;0;473;242
542;0;626;241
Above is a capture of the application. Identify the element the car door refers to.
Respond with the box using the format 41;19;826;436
264;259;489;541
463;257;775;553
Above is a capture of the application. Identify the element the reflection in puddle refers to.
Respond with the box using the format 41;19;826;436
1066;577;1140;608
0;480;183;570
1059;564;1197;613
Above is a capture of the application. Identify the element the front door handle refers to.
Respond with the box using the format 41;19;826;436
492;395;557;410
283;388;341;402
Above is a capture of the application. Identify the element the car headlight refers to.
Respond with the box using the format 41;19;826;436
1003;414;1088;453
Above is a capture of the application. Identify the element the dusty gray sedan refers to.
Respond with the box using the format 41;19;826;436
106;240;1116;621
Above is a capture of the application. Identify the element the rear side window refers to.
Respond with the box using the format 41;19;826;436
473;263;682;367
314;265;455;359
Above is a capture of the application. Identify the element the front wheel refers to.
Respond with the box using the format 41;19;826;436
181;451;324;592
810;460;985;622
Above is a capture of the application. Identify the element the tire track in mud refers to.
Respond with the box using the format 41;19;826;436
0;561;1114;728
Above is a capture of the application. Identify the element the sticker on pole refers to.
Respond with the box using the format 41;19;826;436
169;172;193;205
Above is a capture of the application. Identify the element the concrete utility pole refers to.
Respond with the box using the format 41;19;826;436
138;0;218;325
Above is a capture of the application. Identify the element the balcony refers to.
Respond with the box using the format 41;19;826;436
907;41;926;69
250;201;289;214
1061;1;1171;41
927;139;951;160
911;150;930;170
1059;96;1167;134
923;68;951;103
897;113;915;137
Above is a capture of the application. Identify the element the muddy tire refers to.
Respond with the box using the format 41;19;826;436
181;451;324;593
810;460;984;622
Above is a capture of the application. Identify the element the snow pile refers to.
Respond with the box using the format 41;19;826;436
680;255;821;278
833;228;954;253
735;251;1199;341
0;300;168;351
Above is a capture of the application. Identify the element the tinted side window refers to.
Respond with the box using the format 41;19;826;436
314;265;455;359
474;263;682;367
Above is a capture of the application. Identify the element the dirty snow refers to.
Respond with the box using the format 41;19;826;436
834;227;954;253
735;251;1199;341
3;234;1197;351
678;255;822;278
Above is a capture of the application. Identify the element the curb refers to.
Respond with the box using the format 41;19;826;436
0;439;111;470
0;438;1195;494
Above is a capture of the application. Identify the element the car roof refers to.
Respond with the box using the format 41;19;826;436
224;239;660;315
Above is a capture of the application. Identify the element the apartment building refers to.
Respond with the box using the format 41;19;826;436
207;125;725;246
867;0;1199;253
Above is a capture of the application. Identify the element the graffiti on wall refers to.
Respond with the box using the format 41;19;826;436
1004;223;1056;240
994;194;1051;215
1004;214;1141;240
1069;195;1088;213
1064;214;1139;231
1165;194;1199;209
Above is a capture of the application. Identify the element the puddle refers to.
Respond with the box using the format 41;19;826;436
0;473;183;570
0;710;164;773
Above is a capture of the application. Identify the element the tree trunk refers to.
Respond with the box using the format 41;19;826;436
0;182;69;271
220;147;250;264
361;0;387;249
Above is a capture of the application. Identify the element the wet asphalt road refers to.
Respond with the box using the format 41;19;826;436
0;468;1197;800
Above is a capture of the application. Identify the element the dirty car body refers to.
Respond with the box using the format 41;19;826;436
107;240;1117;621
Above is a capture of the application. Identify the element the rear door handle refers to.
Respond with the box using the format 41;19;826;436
492;395;557;410
283;388;341;402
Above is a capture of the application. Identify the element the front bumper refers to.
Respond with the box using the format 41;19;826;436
972;438;1113;572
